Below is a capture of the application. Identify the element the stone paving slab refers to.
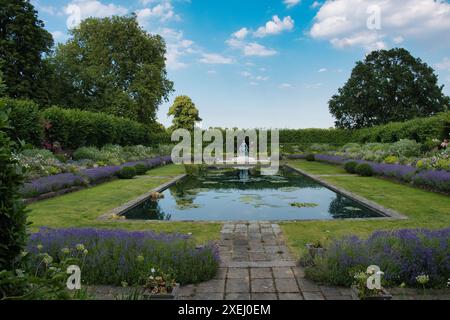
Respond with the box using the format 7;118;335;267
178;222;450;301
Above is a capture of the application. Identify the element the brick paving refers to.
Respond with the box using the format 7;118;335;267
178;222;356;300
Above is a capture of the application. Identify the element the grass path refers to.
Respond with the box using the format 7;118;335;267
27;164;221;243
281;160;450;257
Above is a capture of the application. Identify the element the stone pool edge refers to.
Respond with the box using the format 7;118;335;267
284;165;408;221
97;174;188;221
99;165;407;223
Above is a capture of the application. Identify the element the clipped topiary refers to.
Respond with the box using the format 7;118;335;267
355;163;374;177
306;154;315;162
344;161;359;174
134;163;148;175
116;166;137;179
0;109;28;270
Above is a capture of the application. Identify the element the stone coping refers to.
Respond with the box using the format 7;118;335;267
99;164;407;222
284;164;408;220
97;174;187;221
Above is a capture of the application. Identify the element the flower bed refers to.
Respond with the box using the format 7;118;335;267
20;156;172;198
304;228;450;288
27;227;220;286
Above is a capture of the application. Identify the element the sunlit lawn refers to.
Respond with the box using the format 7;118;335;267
281;160;450;257
27;164;221;243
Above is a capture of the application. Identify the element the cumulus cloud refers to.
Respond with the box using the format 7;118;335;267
284;0;301;8
136;2;179;26
310;0;450;50
254;15;295;38
200;53;233;64
279;83;293;89
318;68;327;72
158;28;197;70
243;42;278;57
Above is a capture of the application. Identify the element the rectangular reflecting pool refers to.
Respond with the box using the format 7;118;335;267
122;167;384;221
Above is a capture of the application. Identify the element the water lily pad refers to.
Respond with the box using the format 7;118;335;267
290;202;319;208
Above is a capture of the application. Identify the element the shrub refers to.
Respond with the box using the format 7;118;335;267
42;106;169;150
304;228;450;288
383;155;399;164
355;163;374;177
134;163;149;175
27;228;220;285
116;166;137;179
306;154;315;162
344;161;358;174
389;139;422;158
0;109;28;270
0;98;43;146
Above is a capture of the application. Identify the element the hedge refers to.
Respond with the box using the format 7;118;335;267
279;111;450;145
42;107;170;149
0;98;43;146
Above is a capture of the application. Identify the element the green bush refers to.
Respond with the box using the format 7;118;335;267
42;106;169;150
0;109;28;270
344;161;358;174
306;154;315;162
134;164;148;175
116;166;137;179
355;163;374;177
0;98;43;146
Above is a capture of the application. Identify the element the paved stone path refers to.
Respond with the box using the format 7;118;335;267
179;222;356;300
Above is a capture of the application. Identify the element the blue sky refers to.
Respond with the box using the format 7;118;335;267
32;0;450;129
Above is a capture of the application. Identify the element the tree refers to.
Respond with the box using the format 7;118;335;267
0;0;54;105
0;69;6;97
49;15;173;124
0;108;27;270
329;48;450;129
168;96;202;131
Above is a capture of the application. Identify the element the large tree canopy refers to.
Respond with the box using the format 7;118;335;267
50;15;173;124
168;95;202;131
0;0;54;104
329;48;450;129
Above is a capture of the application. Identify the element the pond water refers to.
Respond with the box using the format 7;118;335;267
122;168;384;221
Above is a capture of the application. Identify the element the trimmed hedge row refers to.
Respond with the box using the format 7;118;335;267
0;99;170;149
0;98;43;146
42;107;170;149
279;111;450;145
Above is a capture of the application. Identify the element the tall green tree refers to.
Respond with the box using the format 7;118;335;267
329;48;450;129
0;0;54;104
50;15;173;124
0;69;6;97
0;108;27;270
168;95;202;131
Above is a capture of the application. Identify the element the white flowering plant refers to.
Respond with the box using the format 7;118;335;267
142;267;177;295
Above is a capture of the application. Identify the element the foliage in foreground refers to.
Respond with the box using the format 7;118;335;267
27;228;220;286
304;228;450;289
0;109;28;270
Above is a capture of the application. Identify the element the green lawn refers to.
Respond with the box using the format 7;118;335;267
27;164;221;243
281;160;450;257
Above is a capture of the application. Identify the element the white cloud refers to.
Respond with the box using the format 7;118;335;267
318;68;327;73
311;1;321;9
206;70;217;75
240;71;269;82
200;53;233;64
159;28;197;70
233;28;249;40
436;57;450;71
51;31;66;42
284;0;301;8
241;71;252;77
279;83;293;89
254;16;295;38
243;43;278;57
255;75;269;81
310;0;450;50
136;2;178;26
65;0;128;28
